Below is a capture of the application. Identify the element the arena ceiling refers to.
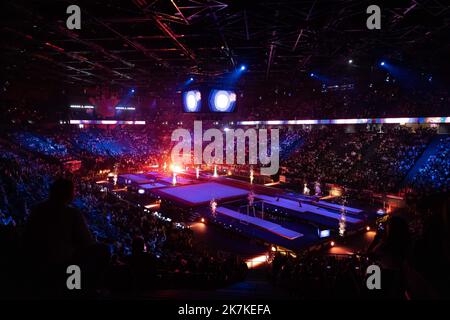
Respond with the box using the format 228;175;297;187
1;0;450;92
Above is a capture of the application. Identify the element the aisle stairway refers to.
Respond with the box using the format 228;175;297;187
214;267;291;299
187;211;201;222
401;135;448;187
141;267;293;300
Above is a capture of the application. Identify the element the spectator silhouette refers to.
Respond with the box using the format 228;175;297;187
23;178;94;297
369;215;411;298
123;236;157;291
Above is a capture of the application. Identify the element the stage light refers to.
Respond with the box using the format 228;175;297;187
310;73;315;77
170;164;183;173
380;61;385;66
330;241;335;247
216;92;233;110
201;218;205;223
115;106;135;110
245;255;268;269
131;88;135;93
70;105;94;109
366;226;371;231
138;189;145;195
240;65;246;71
189;77;194;81
209;89;237;112
182;90;202;112
319;230;330;238
348;59;353;64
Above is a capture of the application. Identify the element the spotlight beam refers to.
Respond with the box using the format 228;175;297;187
211;10;236;68
266;43;276;80
146;12;197;62
244;10;250;41
91;18;171;69
292;0;315;51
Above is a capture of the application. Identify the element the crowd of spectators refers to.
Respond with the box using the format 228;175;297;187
348;127;434;192
0;116;448;298
2;122;448;197
0;145;60;222
279;125;442;193
0;137;247;298
2;125;171;173
11;131;70;160
271;206;450;299
411;136;450;193
271;252;372;298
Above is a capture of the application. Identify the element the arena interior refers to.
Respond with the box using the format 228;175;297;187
1;0;450;303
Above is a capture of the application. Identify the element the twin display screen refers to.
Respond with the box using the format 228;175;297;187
183;89;237;113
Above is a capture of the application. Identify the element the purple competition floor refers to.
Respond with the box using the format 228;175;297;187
159;176;194;185
155;182;249;206
119;173;153;185
140;183;167;190
217;207;303;240
255;194;363;224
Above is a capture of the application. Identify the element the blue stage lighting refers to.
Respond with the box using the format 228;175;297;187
182;90;202;112
380;61;385;66
240;65;246;71
310;73;315;77
209;89;237;112
131;88;135;93
189;77;194;81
